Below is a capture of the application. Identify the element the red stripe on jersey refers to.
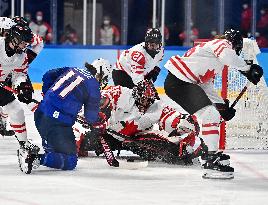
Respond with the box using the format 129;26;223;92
171;116;181;128
160;110;176;130
116;61;126;72
14;129;27;133
134;71;143;74
202;130;219;135
202;123;219;127
31;104;39;112
174;56;199;82
216;46;227;57
169;57;189;80
212;39;223;45
10;123;26;128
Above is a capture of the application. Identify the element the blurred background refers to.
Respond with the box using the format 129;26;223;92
2;0;268;85
3;0;268;47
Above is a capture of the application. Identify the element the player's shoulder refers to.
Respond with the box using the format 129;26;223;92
130;42;145;52
73;67;95;79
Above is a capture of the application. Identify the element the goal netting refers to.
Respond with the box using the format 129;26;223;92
194;39;268;150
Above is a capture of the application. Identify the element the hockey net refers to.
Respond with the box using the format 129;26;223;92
194;39;268;150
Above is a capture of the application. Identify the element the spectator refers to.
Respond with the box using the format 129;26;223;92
99;15;120;45
255;32;268;48
24;12;34;26
30;11;52;43
178;21;199;46
241;3;252;36
257;6;268;35
60;24;78;45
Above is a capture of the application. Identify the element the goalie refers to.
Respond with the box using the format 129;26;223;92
77;80;206;165
164;29;263;179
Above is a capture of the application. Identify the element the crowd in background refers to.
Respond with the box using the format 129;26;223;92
1;0;268;47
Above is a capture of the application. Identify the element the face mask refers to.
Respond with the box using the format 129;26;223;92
211;31;217;36
103;20;110;25
243;4;248;9
36;16;43;21
260;10;265;15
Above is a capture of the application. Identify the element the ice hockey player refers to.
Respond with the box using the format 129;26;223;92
77;79;206;164
113;28;164;88
0;16;44;136
164;29;263;179
20;60;111;174
0;24;40;166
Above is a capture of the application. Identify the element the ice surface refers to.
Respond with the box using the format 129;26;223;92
0;94;267;205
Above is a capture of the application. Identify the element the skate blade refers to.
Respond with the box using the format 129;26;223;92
202;169;234;179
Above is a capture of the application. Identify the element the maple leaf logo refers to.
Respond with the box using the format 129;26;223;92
199;69;215;83
120;121;140;136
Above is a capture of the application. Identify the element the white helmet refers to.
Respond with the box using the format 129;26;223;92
0;17;16;37
91;58;112;88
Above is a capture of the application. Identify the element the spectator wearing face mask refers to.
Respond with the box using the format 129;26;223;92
257;6;268;35
99;15;120;45
29;11;52;43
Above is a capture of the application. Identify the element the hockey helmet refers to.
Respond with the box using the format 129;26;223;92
224;29;243;55
0;17;16;37
91;58;112;89
6;25;33;54
12;16;29;27
132;80;159;113
144;28;162;57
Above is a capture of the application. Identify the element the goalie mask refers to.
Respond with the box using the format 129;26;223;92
224;29;243;55
132;80;159;113
6;25;33;54
86;58;112;89
144;28;162;58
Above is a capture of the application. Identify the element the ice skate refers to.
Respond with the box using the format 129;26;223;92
17;141;40;174
201;152;234;179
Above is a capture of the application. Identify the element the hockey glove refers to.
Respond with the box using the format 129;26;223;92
215;99;236;121
17;81;34;104
26;49;37;64
240;64;263;85
144;66;161;82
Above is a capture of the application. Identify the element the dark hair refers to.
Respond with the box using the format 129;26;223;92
85;62;97;75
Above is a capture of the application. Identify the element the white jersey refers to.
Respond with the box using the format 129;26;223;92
101;85;189;136
165;39;250;84
115;42;164;84
164;39;251;103
0;37;28;87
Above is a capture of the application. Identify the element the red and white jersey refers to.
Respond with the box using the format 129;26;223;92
164;39;250;84
115;42;164;84
0;37;27;87
30;33;44;54
101;85;189;136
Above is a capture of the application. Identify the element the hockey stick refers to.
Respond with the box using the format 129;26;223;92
0;82;40;106
99;135;119;167
230;80;251;109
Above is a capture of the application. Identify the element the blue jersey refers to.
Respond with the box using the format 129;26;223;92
38;67;101;125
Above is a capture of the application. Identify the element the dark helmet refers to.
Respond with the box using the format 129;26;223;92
132;80;159;113
144;28;162;57
224;29;243;55
12;16;29;27
6;25;33;54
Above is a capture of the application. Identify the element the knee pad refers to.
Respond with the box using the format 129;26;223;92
194;105;221;125
41;152;77;170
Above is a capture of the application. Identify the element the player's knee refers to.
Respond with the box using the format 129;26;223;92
62;154;78;170
41;152;77;170
195;105;221;124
